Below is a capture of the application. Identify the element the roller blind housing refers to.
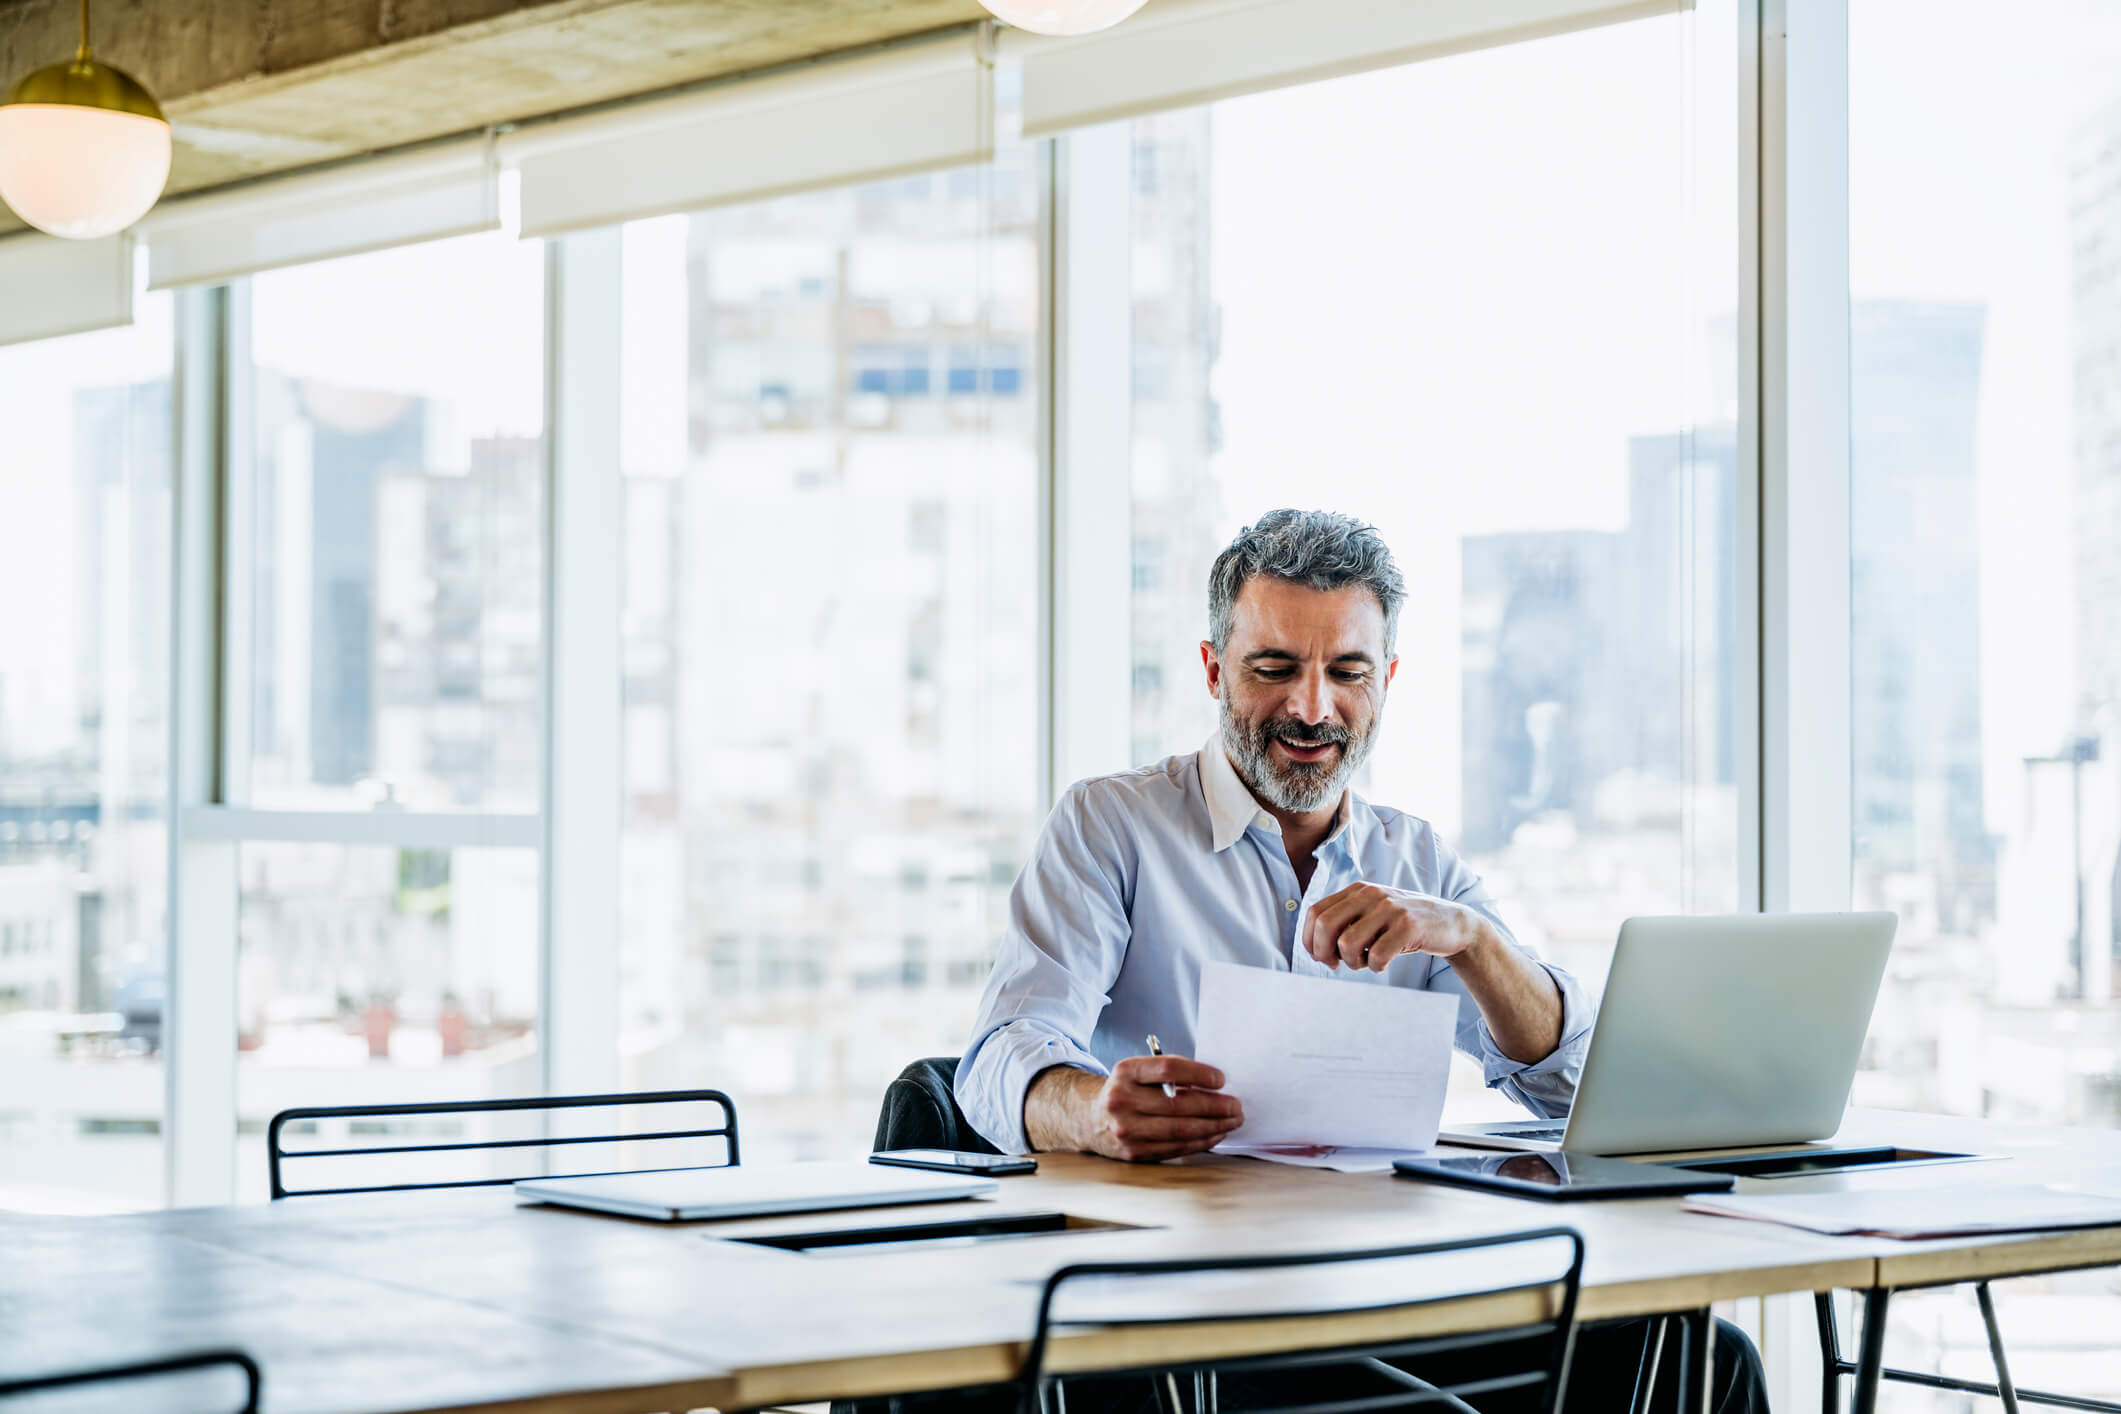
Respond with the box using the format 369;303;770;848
1012;0;1684;136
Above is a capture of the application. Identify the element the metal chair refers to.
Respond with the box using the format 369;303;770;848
267;1088;739;1199
1815;1283;2121;1414
873;1057;1001;1155
0;1350;261;1413
1019;1228;1585;1414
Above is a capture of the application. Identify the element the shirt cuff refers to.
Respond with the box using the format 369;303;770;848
1476;959;1592;1120
955;1020;1109;1155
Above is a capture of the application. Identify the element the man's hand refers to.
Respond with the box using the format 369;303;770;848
1304;882;1564;1064
1023;1057;1243;1162
1302;882;1489;972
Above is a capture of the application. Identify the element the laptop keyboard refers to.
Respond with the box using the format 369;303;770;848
1511;1127;1566;1141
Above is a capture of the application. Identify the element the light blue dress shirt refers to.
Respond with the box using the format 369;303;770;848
956;739;1594;1154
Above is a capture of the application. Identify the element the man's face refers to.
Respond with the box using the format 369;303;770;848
1202;577;1397;814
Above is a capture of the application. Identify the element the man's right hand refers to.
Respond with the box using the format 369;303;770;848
1023;1058;1244;1162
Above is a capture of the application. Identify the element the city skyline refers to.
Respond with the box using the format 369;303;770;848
3;1;2119;1226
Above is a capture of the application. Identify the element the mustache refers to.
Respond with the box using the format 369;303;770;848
1262;718;1351;748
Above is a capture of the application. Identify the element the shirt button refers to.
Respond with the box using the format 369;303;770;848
1257;812;1272;828
1284;899;1298;912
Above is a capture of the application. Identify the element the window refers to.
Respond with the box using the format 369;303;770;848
616;155;1042;1160
0;295;174;1213
1127;9;1739;1118
1849;2;2121;1400
222;231;548;1196
232;842;540;1203
243;233;547;812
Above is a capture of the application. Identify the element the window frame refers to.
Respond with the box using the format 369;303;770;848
138;1;1851;1241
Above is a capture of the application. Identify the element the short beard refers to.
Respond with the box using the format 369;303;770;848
1219;691;1375;814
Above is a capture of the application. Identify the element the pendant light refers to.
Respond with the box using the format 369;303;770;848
976;0;1149;37
0;0;171;240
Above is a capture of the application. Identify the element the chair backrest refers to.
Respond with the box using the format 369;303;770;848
0;1350;261;1413
1019;1228;1584;1414
873;1056;1000;1155
268;1088;739;1200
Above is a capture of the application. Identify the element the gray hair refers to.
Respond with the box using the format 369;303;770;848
1207;509;1406;655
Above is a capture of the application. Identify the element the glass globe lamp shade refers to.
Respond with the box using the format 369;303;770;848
0;57;172;240
977;0;1149;36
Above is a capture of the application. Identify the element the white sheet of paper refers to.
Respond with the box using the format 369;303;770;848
1683;1184;2121;1239
1193;960;1457;1149
1220;1144;1435;1174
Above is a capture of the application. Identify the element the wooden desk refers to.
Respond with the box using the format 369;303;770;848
7;1109;2117;1414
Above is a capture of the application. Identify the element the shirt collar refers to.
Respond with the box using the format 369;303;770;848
1197;734;1361;854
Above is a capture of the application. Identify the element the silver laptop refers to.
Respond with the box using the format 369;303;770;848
514;1160;997;1221
1440;912;1897;1156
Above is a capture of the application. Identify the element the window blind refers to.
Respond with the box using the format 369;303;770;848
142;140;498;290
505;34;991;240
0;231;133;347
1011;0;1683;136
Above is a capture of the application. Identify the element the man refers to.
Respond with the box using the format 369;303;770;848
958;510;1766;1414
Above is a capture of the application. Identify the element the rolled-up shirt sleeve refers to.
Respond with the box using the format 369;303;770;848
955;781;1136;1154
1420;841;1594;1121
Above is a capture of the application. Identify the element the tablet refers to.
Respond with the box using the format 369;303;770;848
1392;1152;1736;1202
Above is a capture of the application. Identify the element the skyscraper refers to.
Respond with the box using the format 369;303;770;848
1127;107;1227;767
1849;301;1992;934
2075;100;2121;728
2070;100;2121;990
249;376;543;807
1459;428;1737;854
612;158;1045;1154
305;384;423;787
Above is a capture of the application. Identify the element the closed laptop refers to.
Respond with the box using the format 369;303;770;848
515;1160;998;1221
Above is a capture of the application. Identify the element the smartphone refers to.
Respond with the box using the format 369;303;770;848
870;1149;1037;1176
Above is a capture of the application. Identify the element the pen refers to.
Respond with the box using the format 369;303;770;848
1145;1034;1179;1100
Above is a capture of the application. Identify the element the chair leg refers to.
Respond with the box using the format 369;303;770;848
1359;1358;1485;1414
1682;1310;1714;1414
1975;1281;2023;1414
1629;1317;1669;1414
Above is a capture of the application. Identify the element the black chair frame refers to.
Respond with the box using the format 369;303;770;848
267;1088;739;1199
1816;1283;2121;1414
0;1350;261;1413
1019;1228;1586;1414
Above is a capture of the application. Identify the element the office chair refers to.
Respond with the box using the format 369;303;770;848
873;1057;1000;1155
267;1088;739;1200
0;1350;261;1413
1019;1228;1584;1414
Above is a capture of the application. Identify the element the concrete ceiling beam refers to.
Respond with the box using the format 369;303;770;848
0;0;987;231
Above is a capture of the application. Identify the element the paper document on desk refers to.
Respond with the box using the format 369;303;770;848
1218;1144;1432;1174
1684;1184;2121;1239
1194;960;1457;1150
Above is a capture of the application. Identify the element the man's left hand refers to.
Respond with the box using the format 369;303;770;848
1301;883;1495;972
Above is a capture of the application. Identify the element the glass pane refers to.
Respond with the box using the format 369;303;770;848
234;842;540;1202
0;296;173;1213
1850;1;2121;1401
616;152;1043;1159
1129;8;1739;1119
244;232;546;812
